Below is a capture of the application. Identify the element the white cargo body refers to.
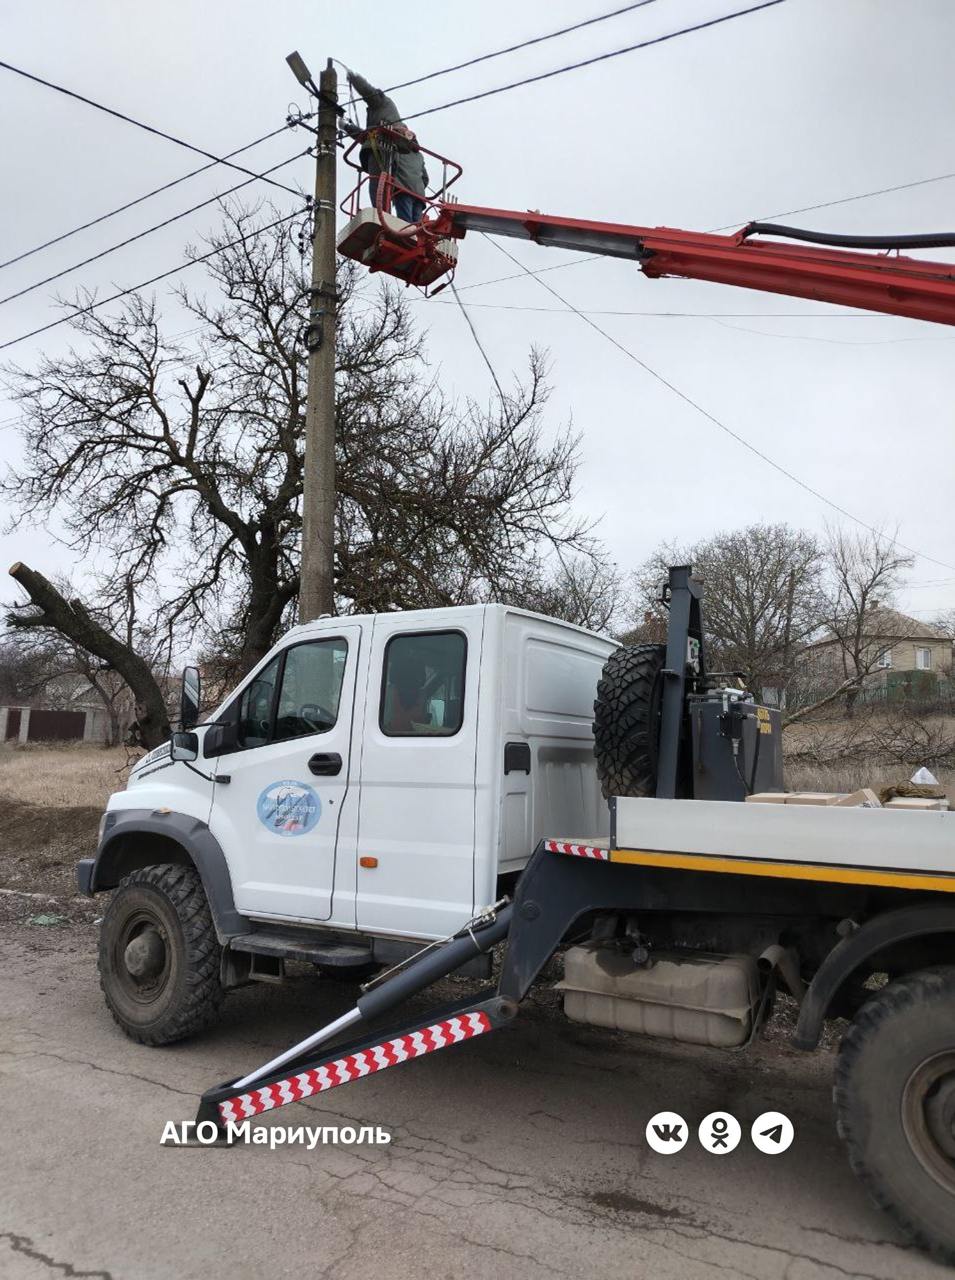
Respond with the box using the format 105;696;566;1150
110;604;615;941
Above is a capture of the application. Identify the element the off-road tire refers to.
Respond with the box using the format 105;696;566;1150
835;966;955;1263
98;863;223;1045
593;644;666;799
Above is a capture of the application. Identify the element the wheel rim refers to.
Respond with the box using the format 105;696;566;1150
902;1050;955;1195
114;910;171;1004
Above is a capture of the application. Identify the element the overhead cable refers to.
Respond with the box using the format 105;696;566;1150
481;234;955;572
0;210;302;353
0;60;301;195
0;124;294;273
406;1;787;121
356;0;666;96
0;151;309;308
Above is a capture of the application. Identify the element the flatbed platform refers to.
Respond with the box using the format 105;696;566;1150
544;797;955;894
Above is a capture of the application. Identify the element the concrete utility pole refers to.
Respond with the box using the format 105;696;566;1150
298;58;338;621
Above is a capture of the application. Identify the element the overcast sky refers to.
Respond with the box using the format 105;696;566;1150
1;0;953;624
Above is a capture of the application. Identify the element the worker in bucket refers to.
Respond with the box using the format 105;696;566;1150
343;69;428;223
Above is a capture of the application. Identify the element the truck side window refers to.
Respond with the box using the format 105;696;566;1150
380;631;466;737
237;655;281;749
273;638;348;742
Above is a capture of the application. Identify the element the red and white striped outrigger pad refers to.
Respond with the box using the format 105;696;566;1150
218;1009;492;1124
544;839;608;860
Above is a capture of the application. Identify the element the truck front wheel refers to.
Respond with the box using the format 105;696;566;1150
98;863;224;1045
835;967;955;1262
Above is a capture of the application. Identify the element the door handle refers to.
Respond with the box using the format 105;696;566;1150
308;751;342;776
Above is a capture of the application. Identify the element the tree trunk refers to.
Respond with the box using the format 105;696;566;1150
6;563;170;749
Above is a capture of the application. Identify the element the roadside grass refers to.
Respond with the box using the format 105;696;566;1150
784;760;953;793
0;742;133;896
0;740;130;807
783;713;953;795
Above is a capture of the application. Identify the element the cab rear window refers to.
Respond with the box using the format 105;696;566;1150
380;631;466;737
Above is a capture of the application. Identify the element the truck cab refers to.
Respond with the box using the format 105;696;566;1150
80;604;614;1042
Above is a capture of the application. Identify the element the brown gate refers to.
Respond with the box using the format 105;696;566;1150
26;709;86;741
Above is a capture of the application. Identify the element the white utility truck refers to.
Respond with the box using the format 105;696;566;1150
81;602;614;1038
79;569;955;1265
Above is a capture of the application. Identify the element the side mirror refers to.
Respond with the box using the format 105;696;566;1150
170;730;199;762
180;665;201;729
203;720;239;759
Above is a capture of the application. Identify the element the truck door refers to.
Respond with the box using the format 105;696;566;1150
208;626;362;921
356;619;480;939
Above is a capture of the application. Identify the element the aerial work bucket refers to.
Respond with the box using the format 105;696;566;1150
337;130;463;293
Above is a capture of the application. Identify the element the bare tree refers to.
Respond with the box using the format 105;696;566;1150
820;526;915;716
503;551;621;633
3;625;135;747
5;565;170;747
3;203;595;681
0;636;72;706
631;523;824;697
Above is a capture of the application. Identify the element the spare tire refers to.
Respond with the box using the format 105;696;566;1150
593;644;666;799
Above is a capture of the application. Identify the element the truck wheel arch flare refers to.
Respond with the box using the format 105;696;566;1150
82;809;246;941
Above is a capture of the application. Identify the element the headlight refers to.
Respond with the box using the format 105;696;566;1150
97;813;108;848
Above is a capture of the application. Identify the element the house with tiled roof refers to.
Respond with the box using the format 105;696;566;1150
804;607;952;700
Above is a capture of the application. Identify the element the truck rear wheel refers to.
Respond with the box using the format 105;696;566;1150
98;863;223;1045
835;967;955;1262
593;644;666;799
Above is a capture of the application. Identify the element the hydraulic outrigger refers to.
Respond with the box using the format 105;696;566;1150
196;141;955;1137
197;834;726;1136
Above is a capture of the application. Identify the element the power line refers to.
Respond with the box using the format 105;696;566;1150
448;279;587;615
480;234;955;573
0;124;294;274
0;60;301;196
0;151;309;308
353;0;666;97
708;317;955;346
454;255;602;294
0;210;303;353
711;170;955;231
449;282;505;398
417;298;916;319
406;0;787;121
422;296;955;343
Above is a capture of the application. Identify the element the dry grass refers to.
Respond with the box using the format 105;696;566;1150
0;743;135;895
783;759;953;795
0;742;131;808
782;712;954;796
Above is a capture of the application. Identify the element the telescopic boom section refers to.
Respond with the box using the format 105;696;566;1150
338;174;955;323
445;206;955;325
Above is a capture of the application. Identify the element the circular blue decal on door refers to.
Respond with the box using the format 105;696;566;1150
256;780;322;836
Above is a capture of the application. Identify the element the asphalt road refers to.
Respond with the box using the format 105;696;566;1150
0;904;950;1280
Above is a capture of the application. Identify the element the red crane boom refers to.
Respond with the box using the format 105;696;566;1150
337;134;955;324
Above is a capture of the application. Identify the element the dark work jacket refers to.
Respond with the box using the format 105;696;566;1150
344;72;428;197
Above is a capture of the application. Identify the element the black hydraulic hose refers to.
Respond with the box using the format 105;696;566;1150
357;904;513;1021
742;221;955;251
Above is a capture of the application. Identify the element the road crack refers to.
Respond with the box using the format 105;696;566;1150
0;1231;113;1279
